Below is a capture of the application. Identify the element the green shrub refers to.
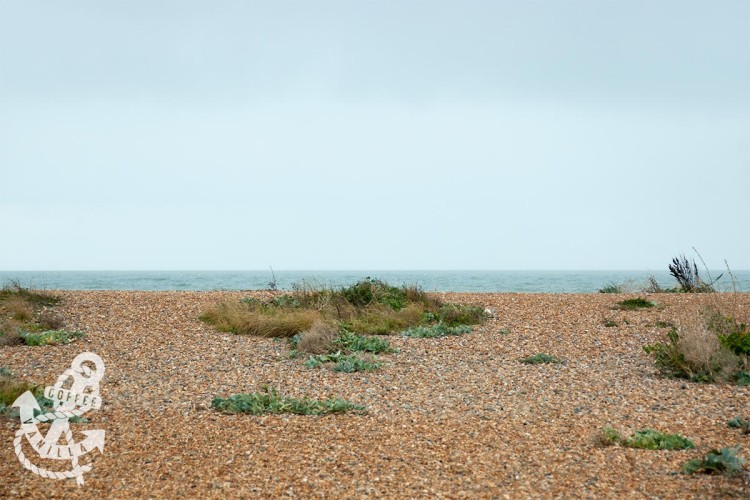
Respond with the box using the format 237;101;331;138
736;371;750;386
211;386;365;415
604;319;618;327
597;426;695;450
20;329;84;346
520;353;563;365
435;303;486;326
599;283;622;294
622;429;695;450
339;278;414;310
718;324;750;357
683;446;746;475
727;417;750;434
270;294;302;308
402;323;472;338
615;298;655;310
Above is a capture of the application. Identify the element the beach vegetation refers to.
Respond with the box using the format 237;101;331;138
0;280;67;346
595;426;695;450
334;329;396;354
201;277;487;338
520;353;563;365
402;323;472;338
669;253;720;293
290;322;395;371
211;385;365;415
682;446;746;475
598;283;622;294
0;367;38;414
0;368;58;419
644;262;749;384
615;298;655;310
20;329;84;346
304;352;382;372
728;417;750;434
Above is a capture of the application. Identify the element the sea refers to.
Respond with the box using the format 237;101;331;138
1;270;748;293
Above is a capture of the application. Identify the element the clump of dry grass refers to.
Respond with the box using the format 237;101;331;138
0;368;39;410
0;281;66;346
3;296;33;322
347;303;425;335
296;321;338;354
644;259;750;384
200;302;319;337
36;309;65;330
0;322;23;346
676;310;738;381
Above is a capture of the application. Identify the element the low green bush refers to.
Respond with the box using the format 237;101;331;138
622;429;695;450
304;353;382;373
20;329;84;346
683;446;746;475
402;323;472;339
434;304;486;326
334;330;396;354
211;386;365;415
727;417;750;434
599;283;622;294
615;298;655;310
718;325;750;357
520;353;563;365
597;426;695;450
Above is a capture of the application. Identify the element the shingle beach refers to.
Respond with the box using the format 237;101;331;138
2;291;749;498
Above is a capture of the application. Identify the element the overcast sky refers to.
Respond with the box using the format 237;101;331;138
1;0;748;270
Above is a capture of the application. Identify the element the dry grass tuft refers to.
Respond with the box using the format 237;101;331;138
200;302;320;338
0;369;38;407
0;281;66;345
0;321;23;346
297;321;338;354
37;309;65;330
348;303;425;335
677;310;738;381
2;296;33;322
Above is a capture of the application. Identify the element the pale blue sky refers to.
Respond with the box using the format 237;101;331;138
1;0;748;270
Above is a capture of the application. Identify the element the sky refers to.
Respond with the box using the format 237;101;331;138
0;0;748;271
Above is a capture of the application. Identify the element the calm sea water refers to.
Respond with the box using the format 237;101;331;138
1;270;748;293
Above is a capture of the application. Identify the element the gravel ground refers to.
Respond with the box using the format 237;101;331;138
1;291;749;498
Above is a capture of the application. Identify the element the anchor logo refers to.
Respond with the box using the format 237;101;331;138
11;352;106;486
